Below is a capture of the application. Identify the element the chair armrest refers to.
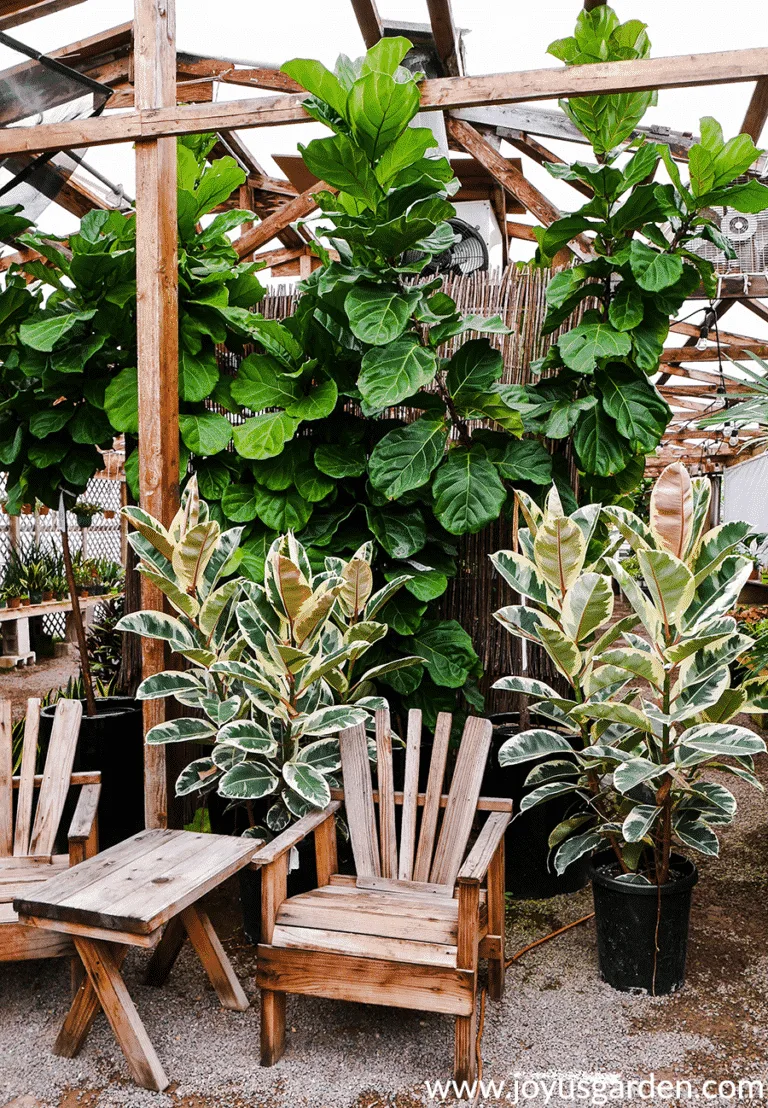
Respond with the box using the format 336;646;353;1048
68;783;101;843
249;800;340;869
457;812;511;885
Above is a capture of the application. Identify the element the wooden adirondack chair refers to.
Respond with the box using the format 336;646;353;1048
254;709;511;1083
0;697;100;963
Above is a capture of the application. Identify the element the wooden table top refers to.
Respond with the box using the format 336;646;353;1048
14;829;259;936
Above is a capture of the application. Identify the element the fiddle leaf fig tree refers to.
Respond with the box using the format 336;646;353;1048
507;6;768;499
493;463;767;885
0;136;266;512
118;477;422;832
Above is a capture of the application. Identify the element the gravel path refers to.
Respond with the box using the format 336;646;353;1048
0;654;79;720
1;768;767;1108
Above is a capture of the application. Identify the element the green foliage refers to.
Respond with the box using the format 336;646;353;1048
0;138;266;512
119;478;422;832
493;465;766;884
513;7;768;501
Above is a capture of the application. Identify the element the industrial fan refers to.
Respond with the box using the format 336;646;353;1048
403;217;489;276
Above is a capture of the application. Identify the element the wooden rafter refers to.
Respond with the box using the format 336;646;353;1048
234;181;331;259
175;54;303;94
350;0;383;48
0;0;84;29
425;0;464;77
6;44;768;156
446;117;592;257
741;78;768;142
505;220;537;242
497;129;592;198
660;343;768;364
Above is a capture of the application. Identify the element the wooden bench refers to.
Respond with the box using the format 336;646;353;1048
0;697;100;964
253;709;511;1084
14;828;259;1091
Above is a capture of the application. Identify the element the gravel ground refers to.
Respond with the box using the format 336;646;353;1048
1;765;768;1108
0;653;79;720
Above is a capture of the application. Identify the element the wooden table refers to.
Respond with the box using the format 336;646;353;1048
0;594;119;669
14;828;259;1091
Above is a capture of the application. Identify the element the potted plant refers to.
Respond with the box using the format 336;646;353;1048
493;464;767;994
117;477;420;937
73;501;101;529
23;548;52;605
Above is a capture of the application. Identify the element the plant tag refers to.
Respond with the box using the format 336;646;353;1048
288;846;300;873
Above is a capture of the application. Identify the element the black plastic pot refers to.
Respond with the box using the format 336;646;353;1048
40;697;144;850
590;851;698;995
239;833;318;944
482;712;590;899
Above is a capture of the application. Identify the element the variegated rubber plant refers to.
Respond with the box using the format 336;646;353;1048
117;478;421;837
491;464;767;885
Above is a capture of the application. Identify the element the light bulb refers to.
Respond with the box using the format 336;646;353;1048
696;336;709;351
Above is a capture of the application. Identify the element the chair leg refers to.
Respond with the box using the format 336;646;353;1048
487;837;506;1001
454;1009;477;1085
260;989;286;1066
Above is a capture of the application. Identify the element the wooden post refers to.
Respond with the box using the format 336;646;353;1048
134;0;179;829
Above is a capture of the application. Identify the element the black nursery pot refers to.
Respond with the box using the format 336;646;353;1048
40;697;144;850
590;851;698;995
483;713;590;899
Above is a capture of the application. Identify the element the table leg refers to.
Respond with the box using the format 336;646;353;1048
72;937;169;1092
143;914;187;987
55;944;128;1058
180;904;249;1012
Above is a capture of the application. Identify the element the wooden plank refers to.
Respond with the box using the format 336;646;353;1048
54;946;128;1057
741;78;768;142
350;0;383;48
180;904;248;1011
74;938;169;1091
271;923;456;968
13;771;101;789
234;181;330;259
260;852;287;1067
456;813;510;884
0;700;12;857
413;712;451;883
20;915;160;948
6;46;768;157
248;803;334;867
257;945;475;1015
507;219;538;242
431;717;493;888
398;709;422;881
355;875;449;897
331;786;512;813
486;835;505;1001
454;880;479;1083
67;783;100;844
0;0;84;30
0;916;72;961
277;891;459;945
28;700;81;857
446;117;592;257
426;0;464;77
339;724;381;878
314;808;337;888
134;0;179;830
660;343;768;363
376;708;397;879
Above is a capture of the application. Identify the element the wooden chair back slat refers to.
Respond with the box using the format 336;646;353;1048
0;700;12;857
28;699;82;857
13;698;41;857
397;709;422;881
412;712;451;883
429;716;493;887
339;723;381;878
375;708;397;879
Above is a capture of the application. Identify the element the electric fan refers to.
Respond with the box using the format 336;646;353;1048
403;217;489;276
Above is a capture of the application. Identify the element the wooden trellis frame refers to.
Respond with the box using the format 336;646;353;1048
4;0;768;822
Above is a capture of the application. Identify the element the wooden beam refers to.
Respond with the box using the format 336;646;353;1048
506;219;538;242
134;0;179;831
176;54;303;94
498;129;592;198
660;343;768;364
6;45;768;157
234;181;331;259
350;0;383;48
446;117;592;257
0;0;84;29
741;78;768;142
743;299;768;327
425;0;464;77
